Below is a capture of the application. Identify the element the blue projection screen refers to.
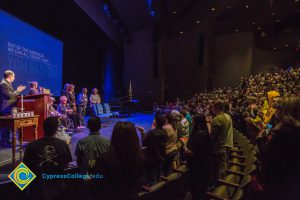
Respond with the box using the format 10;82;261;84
0;10;63;96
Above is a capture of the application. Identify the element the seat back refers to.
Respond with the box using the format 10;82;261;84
139;182;166;200
98;104;104;114
103;103;111;113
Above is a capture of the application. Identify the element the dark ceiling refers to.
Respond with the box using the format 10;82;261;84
1;0;300;51
109;0;300;50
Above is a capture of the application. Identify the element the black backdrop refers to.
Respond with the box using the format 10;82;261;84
0;0;124;100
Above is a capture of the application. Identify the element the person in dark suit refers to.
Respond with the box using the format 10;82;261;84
0;70;26;146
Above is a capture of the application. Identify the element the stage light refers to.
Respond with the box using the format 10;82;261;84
147;0;156;17
103;4;111;18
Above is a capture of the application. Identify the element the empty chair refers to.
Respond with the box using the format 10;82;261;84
103;103;119;120
97;104;110;123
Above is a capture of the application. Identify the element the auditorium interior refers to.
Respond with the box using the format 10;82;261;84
0;0;300;200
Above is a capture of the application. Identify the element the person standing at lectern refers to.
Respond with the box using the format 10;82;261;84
0;70;26;146
29;81;40;95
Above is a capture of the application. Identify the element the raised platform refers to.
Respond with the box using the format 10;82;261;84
0;112;153;182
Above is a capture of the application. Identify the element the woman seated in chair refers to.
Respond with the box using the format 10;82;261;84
57;95;79;131
90;88;102;116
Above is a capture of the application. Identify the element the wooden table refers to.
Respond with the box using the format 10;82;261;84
0;115;39;166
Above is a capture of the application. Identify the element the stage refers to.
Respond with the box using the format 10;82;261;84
0;112;154;182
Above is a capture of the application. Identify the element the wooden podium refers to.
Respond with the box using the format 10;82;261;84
17;94;51;141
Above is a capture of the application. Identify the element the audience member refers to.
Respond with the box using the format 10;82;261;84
263;96;300;200
184;114;212;200
23;117;72;200
210;99;230;180
137;114;167;185
99;122;144;200
180;110;190;138
162;113;178;176
75;117;110;173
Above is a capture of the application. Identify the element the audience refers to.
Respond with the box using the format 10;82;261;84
15;66;300;199
137;114;167;185
23;117;72;200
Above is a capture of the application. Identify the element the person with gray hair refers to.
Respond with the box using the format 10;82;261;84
0;70;26;147
29;81;40;95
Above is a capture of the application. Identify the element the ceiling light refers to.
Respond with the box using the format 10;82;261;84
245;5;249;8
179;31;183;34
285;44;289;47
196;20;200;24
211;8;216;11
257;27;261;30
235;29;239;32
276;19;280;22
273;47;277;50
252;22;256;25
173;11;177;14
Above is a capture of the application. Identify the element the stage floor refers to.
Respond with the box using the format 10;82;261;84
0;112;154;181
